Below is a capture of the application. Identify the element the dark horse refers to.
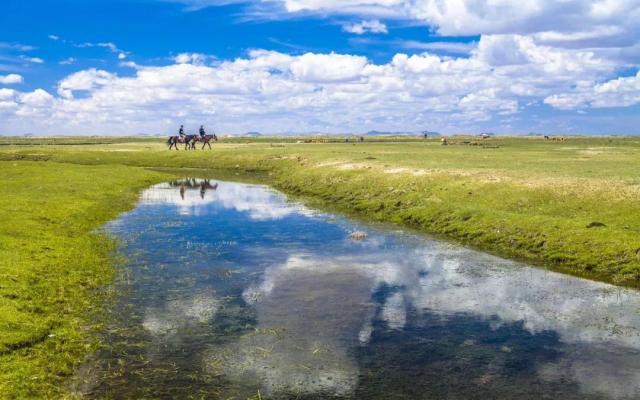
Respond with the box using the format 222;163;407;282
191;134;218;150
167;135;198;150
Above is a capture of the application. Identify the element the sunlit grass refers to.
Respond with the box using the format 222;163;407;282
1;135;639;397
0;161;167;398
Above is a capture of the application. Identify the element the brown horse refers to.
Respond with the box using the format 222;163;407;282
192;134;218;150
167;135;198;150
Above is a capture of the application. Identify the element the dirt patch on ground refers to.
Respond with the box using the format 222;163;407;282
316;161;372;171
384;167;427;176
92;148;139;152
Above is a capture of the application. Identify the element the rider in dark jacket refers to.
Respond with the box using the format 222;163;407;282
179;125;185;138
199;125;205;137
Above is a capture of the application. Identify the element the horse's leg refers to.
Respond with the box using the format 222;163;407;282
207;141;212;149
202;141;206;150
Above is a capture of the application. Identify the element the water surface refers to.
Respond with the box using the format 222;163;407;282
87;178;640;399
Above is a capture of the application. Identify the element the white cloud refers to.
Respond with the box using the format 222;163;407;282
289;52;368;82
545;71;640;110
0;42;36;52
20;56;44;64
0;88;17;100
74;41;131;59
343;19;388;34
283;0;405;13
48;34;60;41
140;181;317;219
0;34;635;134
57;68;115;99
12;89;55;118
280;0;640;43
396;40;477;54
76;41;118;52
59;57;77;65
161;0;640;47
173;52;216;65
164;0;250;11
0;74;23;84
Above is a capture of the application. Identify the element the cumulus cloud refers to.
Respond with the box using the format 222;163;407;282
12;89;55;118
2;34;633;134
2;0;629;134
57;68;115;99
290;52;368;81
343;19;388;34
141;180;317;219
280;0;640;43
396;40;477;54
166;1;640;53
544;71;640;110
20;89;54;106
0;74;23;84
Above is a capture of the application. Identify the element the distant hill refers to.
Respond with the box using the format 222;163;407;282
243;132;263;137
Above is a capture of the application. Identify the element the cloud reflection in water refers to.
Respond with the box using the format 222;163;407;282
118;179;640;399
140;180;316;220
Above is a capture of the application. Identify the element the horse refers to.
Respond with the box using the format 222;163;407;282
167;135;181;150
167;135;198;150
199;180;218;198
192;134;218;150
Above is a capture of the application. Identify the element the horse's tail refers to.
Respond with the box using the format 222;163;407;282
167;137;174;145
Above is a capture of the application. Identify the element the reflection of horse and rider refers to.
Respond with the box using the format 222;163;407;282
167;124;218;150
169;178;219;200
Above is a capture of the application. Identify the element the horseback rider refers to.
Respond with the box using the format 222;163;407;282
199;125;206;138
179;125;185;140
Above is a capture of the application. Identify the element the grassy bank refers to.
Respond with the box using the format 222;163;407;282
1;136;639;396
3;136;640;283
0;161;168;398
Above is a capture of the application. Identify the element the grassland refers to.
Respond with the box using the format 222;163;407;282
1;135;639;397
0;161;167;398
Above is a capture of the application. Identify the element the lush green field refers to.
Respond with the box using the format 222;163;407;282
1;135;640;397
0;161;167;398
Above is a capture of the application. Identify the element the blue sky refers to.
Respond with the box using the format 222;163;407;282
1;0;639;135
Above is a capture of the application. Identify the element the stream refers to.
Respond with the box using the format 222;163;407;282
81;178;640;399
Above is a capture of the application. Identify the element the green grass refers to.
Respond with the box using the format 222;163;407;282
1;135;639;397
0;161;167;398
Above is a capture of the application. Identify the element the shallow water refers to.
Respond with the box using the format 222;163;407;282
85;178;640;399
